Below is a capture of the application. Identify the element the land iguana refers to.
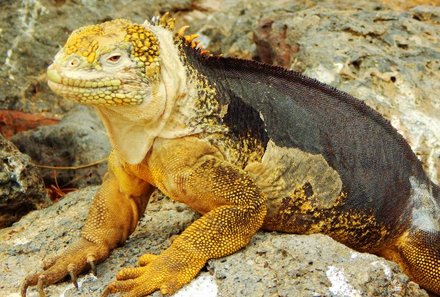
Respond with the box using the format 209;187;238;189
21;14;440;296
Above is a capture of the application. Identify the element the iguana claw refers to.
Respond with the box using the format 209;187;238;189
100;285;112;297
87;256;97;276
68;268;78;289
37;275;46;297
20;276;29;297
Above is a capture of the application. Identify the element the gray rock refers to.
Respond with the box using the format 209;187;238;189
0;187;428;297
11;105;111;188
209;233;427;297
0;134;50;228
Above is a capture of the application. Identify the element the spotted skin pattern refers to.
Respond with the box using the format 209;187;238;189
21;14;440;296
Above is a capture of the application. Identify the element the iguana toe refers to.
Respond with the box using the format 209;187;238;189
103;278;175;297
105;269;160;296
41;256;58;270
138;253;158;266
21;267;67;297
20;274;36;297
102;279;139;296
21;274;49;297
116;266;148;280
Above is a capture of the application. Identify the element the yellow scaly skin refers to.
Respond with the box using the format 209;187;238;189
21;15;267;297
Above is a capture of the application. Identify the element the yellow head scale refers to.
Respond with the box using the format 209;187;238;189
64;19;160;68
125;24;160;65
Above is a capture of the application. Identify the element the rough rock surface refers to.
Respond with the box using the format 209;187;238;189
0;134;50;228
209;233;428;297
11;106;111;188
0;187;428;297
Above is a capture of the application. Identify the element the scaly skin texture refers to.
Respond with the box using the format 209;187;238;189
21;14;440;296
102;137;266;296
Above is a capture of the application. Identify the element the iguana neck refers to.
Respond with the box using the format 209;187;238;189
95;24;188;165
96;24;226;165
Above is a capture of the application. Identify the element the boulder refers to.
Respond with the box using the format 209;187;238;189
0;134;50;228
1;0;438;296
11;106;111;189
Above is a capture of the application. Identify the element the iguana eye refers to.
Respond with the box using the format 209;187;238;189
107;54;122;63
66;56;80;68
100;51;130;69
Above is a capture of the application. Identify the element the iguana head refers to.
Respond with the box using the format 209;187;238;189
47;16;190;164
47;18;161;107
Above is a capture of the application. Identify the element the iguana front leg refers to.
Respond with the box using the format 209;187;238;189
21;152;152;297
102;137;267;296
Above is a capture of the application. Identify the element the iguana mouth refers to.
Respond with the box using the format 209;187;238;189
47;68;143;106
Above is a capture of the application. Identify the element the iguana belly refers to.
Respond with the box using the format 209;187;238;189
245;141;408;252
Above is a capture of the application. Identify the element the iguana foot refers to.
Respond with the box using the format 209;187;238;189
21;238;110;297
101;250;206;297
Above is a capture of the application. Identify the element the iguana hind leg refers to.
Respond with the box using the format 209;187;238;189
396;230;440;295
21;152;152;297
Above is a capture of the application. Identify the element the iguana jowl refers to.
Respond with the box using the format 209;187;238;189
21;15;440;296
